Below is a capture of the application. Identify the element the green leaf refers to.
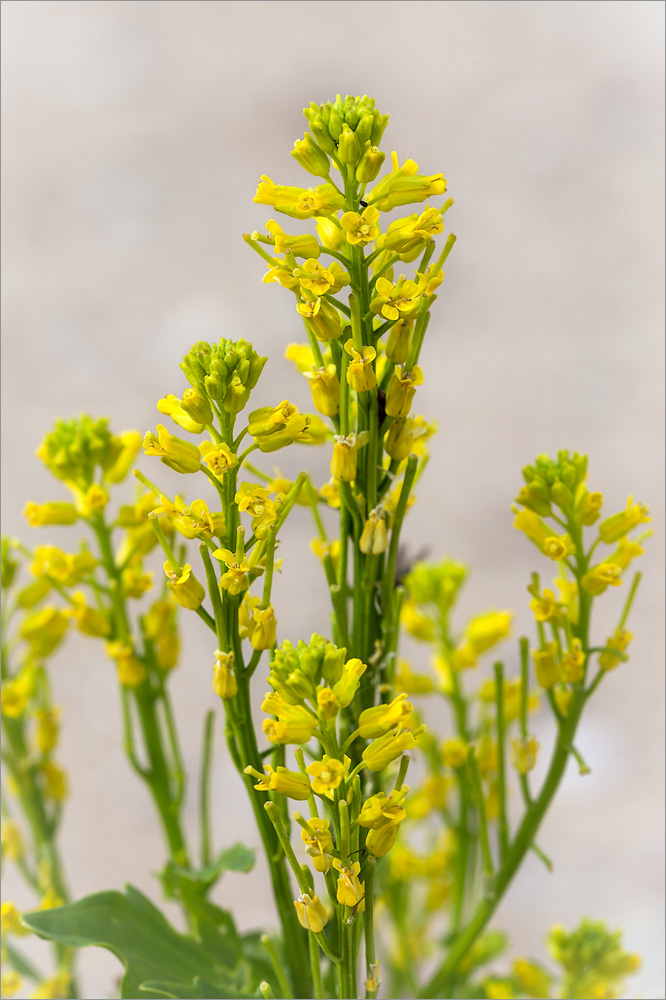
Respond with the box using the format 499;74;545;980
21;885;239;1000
140;977;261;999
161;843;255;901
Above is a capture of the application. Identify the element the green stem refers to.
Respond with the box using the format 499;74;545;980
199;710;214;866
493;661;509;860
364;856;378;999
262;934;294;1000
309;930;324;1000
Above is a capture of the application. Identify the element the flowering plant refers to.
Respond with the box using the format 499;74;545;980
1;95;648;1000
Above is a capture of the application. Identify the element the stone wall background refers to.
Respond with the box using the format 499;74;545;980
2;2;664;997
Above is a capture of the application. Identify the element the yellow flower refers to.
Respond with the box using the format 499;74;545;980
532;642;559;689
513;509;572;560
164;562;205;610
28;971;71;999
1;675;32;719
261;691;319;745
452;610;513;669
33;707;60;755
266;219;321;257
212;650;237;699
510;735;540;774
512;958;551;999
304;365;340;416
331;433;359;482
1;821;24;861
290;133;331;177
198;440;238;479
607;538;644;572
393;659;434;694
385;317;414;364
358;787;409;829
340;206;381;245
599;496;650;544
294;893;329;932
316;217;347;251
358;693;413;739
574;488;604;526
213;548;250;596
20;607;69;658
143;425;202;474
359;507;388;555
385;365;424;418
69;592;110;637
384;206;445;257
248;605;277;650
441;737;469;769
332;859;365;910
300;816;334;870
316;686;340;720
1;972;22;998
121;561;153;599
24;501;78;527
344;340;377;393
416;263;444;297
581;562;623;596
362;726;425;772
368;151;446;211
1;902;29;937
31;546;96;588
307;755;347;796
400;598;435;641
106;641;147;687
599;628;632;671
248;401;310;451
332;657;367;708
40;760;68;801
553;686;573;717
254;176;343;219
284;342;316;372
156;394;205;434
295;258;337;297
529;588;561;623
247;764;311;800
370;275;421;321
561;639;585;683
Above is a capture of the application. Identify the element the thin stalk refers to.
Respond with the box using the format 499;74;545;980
364;857;378;1000
493;661;509;860
199;710;214;866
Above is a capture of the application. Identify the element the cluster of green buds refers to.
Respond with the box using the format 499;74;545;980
547;919;641;1000
300;95;389;181
513;451;650;719
31;415;140;514
180;338;267;415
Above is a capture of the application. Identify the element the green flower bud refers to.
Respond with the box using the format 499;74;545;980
338;124;361;164
355;113;375;146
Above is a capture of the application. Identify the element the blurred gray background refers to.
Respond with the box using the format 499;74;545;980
2;1;664;997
